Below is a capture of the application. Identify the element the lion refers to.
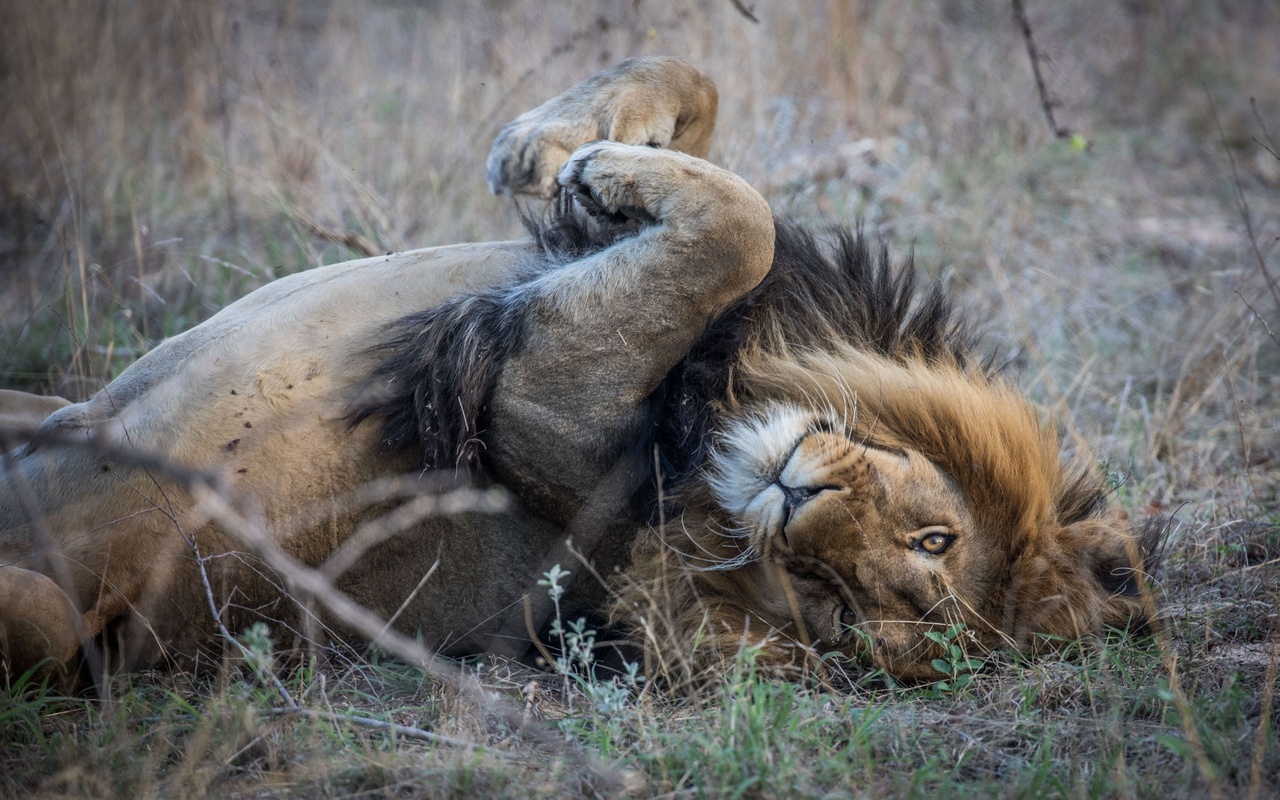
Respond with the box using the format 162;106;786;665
0;57;1153;690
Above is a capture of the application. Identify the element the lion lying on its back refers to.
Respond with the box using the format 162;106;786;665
0;58;1153;689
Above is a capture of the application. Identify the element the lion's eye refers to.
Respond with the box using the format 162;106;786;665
914;528;954;555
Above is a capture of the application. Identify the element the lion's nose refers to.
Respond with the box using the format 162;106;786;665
779;484;814;528
778;482;835;527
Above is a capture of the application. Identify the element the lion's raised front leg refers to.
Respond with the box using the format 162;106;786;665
487;140;774;517
486;57;718;198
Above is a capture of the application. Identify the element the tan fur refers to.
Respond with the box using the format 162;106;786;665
487;57;718;198
1;242;541;683
0;390;70;434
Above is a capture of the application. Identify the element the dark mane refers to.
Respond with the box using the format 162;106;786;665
350;202;978;493
648;219;978;496
348;197;630;477
347;285;530;478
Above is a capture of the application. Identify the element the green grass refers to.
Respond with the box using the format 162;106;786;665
3;629;1272;798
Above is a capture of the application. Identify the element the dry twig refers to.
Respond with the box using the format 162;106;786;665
270;706;521;756
293;209;381;257
1011;0;1071;140
728;0;759;24
0;424;627;787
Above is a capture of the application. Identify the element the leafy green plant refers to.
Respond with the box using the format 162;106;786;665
922;622;983;696
537;565;643;722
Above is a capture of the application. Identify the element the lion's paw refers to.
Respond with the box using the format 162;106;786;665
486;118;582;199
556;141;662;224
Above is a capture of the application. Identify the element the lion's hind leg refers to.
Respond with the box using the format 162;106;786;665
0;565;83;687
0;390;71;436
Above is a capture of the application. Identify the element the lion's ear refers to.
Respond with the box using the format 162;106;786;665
1006;519;1152;648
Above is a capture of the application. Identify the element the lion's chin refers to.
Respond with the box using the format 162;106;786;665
860;627;956;684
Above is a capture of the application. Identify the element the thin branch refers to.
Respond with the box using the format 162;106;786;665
0;425;626;789
188;484;623;782
292;209;380;258
1011;0;1071;140
1236;291;1280;349
320;488;506;579
188;529;298;710
1205;85;1280;318
270;706;519;757
1251;98;1278;161
728;0;759;24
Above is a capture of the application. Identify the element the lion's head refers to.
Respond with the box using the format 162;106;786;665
614;223;1155;685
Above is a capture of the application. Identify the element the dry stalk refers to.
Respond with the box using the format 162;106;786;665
1205;89;1280;325
1148;613;1226;800
292;208;380;258
268;706;521;757
0;425;626;787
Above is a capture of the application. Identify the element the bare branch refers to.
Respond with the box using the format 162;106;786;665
1011;0;1072;140
187;526;299;710
1252;97;1279;161
320;488;507;579
1206;86;1280;320
728;0;759;24
188;485;623;780
0;425;626;788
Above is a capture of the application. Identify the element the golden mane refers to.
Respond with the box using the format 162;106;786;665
739;345;1068;546
614;343;1145;688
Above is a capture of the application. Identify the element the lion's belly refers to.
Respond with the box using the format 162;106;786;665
334;509;568;657
3;240;544;667
27;239;533;507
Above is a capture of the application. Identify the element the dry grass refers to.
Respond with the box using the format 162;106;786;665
1;0;1278;797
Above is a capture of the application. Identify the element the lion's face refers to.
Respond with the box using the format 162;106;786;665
678;348;1151;683
708;403;1013;679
